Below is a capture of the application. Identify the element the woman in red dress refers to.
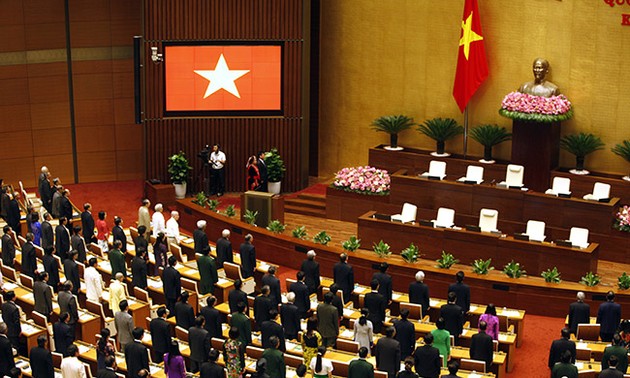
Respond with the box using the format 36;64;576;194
246;155;260;191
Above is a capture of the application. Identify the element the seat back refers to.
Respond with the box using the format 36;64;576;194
466;165;484;183
569;227;589;249
224;262;244;282
17;235;26;248
19;274;34;289
525;220;546;242
478;208;498;233
428;160;446;178
552;177;571;195
399;302;423;320
577;323;600;341
181;277;200;295
1;265;18;281
576;347;591;361
129;227;139;241
374;371;389;378
331;360;349;378
170;243;186;263
134;287;152;304
175;326;189;342
399;203;418;223
52;352;63;368
435;207;455;228
459;358;486;373
592;182;611;199
285;278;297;293
284;353;304;368
89;243;104;258
211;337;225;350
34;245;44;260
245;345;264;360
336;338;359;353
322;286;346;307
505;164;524;187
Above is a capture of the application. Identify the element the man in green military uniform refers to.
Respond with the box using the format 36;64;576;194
109;240;126;278
348;347;374;378
230;301;252;347
602;334;628;374
261;335;285;378
197;245;218;294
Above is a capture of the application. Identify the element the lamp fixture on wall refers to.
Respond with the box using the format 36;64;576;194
150;47;163;63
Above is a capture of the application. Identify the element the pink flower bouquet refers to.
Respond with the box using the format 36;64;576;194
614;205;630;232
332;166;391;196
499;92;573;123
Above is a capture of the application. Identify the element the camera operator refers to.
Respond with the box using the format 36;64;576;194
209;144;226;196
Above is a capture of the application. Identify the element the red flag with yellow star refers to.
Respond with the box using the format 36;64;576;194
453;0;488;113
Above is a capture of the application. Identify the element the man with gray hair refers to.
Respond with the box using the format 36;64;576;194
109;273;127;314
0;322;16;376
409;270;430;316
280;292;300;340
166;211;182;245
568;291;590;335
216;229;233;268
300;250;320;295
193;220;209;254
151;203;166;236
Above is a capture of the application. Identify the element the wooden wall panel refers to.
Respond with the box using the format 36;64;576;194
0;104;31;132
30;102;71;130
143;0;306;193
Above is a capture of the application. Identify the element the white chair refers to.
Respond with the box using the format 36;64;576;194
458;165;484;184
545;177;572;197
391;203;418;224
500;164;524;188
478;208;499;233
432;208;455;228
569;227;589;249
420;160;446;180
583;182;611;201
525;220;546;242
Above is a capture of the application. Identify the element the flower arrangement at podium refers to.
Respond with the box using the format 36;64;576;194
499;91;573;123
613;205;630;233
332;165;390;196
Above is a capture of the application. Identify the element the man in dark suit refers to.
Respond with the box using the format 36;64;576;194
21;233;37;278
548;327;576;369
189;316;210;373
162;256;182;315
413;333;441;378
372;262;393;303
55;217;70;261
124;328;150;378
53;312;75;355
109;240;127;278
131;248;148;290
254;286;274;329
111;216;127;253
40;213;54;252
96;356;118;378
440;291;463;344
441;361;461;378
70;226;87;264
260;309;286;351
59;189;73;222
375;326;401;378
200;349;224;378
149;307;171;362
0;322;16;377
393;308;416;359
257;151;268;192
81;203;96;243
42;247;60;292
116;301;135;351
134;226;148;252
289;271;310;319
329;284;344;321
333;253;354;303
602;334;628;374
348;347;374;378
239;234;256;278
364;279;387;334
193;220;209;254
174;291;195;330
470;321;494;370
216;229;233;268
448;270;470;313
1;226;16;267
409;270;430;316
300;250;320;295
316;292;339;348
33;272;53;318
1;291;21;351
261;266;281;307
38;168;52;213
600;355;626;378
568;291;590;336
63;251;80;295
58;281;79;333
6;193;22;237
280;292;300;341
29;335;54;378
598;291;622;342
228;279;248;315
200;297;222;339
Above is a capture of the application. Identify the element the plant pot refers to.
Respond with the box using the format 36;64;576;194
268;181;281;194
479;146;495;164
430;141;450;157
383;134;404;151
173;182;187;199
569;156;589;175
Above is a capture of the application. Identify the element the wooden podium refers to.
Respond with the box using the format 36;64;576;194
511;120;561;192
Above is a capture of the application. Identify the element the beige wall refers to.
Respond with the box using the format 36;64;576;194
319;0;630;177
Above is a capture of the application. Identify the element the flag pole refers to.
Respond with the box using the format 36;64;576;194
463;105;469;158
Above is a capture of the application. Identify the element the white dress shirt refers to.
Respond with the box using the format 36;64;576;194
84;266;103;302
151;212;166;236
61;356;87;378
166;217;181;241
109;280;126;314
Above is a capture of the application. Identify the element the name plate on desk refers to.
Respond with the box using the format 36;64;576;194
372;213;391;221
558;193;571;198
419;220;434;227
465;225;481;232
513;233;529;241
428;175;442;180
554;239;573;247
598;198;611;203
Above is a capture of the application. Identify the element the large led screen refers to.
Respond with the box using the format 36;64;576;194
164;43;283;116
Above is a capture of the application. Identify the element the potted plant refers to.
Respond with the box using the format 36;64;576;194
265;148;286;194
579;271;601;287
469;124;512;164
313;231;331;245
401;243;420;263
541;267;562;283
373;240;392;258
503;260;526;278
417;117;464;157
611;140;630;181
559;133;604;175
168;151;193;199
342;236;361;251
436;251;459;269
370;114;416;151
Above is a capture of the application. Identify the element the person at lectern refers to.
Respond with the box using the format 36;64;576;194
518;57;559;98
209;144;226;196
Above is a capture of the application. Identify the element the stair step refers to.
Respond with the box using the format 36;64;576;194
284;205;327;218
284;198;326;210
296;193;326;202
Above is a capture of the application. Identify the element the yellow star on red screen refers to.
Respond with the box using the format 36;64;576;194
194;54;250;99
459;11;484;60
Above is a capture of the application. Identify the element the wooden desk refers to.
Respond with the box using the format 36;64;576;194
76;341;165;378
20;320;47;353
15;357;62;378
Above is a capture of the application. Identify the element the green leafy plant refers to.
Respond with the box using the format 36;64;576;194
559;133;605;172
612;141;630;178
417;118;464;155
342;236;361;252
243;209;258;225
313;231;331;245
167;151;193;184
541;267;562;283
207;199;219;211
264;148;286;183
266;220;286;234
401;243;420;263
192;192;208;207
503;260;526;278
469;124;512;162
580;271;601;287
373;240;392;258
291;225;308;240
436;251;459;269
224;205;236;217
471;258;494;275
371;114;416;149
618;272;630;290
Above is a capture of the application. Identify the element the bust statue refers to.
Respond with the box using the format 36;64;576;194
518;58;559;98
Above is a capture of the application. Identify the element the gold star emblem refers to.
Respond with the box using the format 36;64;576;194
459;11;484;60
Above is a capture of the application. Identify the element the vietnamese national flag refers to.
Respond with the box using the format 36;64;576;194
453;0;488;113
165;45;282;111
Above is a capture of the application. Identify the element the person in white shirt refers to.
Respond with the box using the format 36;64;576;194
151;204;166;236
165;211;182;246
60;344;86;378
309;346;334;377
109;273;127;314
209;144;226;196
84;258;104;303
